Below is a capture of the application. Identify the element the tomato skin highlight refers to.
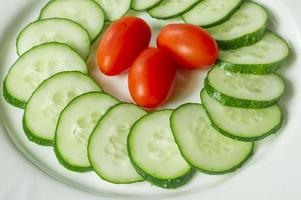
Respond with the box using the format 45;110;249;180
97;16;151;76
157;24;219;69
128;48;176;108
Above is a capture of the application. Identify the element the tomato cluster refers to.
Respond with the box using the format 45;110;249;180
97;16;218;108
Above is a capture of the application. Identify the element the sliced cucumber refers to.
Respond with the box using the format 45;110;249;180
128;110;195;189
55;92;119;172
4;43;87;109
206;2;268;49
94;0;131;22
205;67;285;108
23;71;101;146
219;32;290;74
182;0;243;28
39;0;105;41
201;90;283;141
131;0;162;11
148;0;200;19
88;103;147;184
17;18;90;60
171;104;254;174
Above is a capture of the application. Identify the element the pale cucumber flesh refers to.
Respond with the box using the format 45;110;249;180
40;0;105;41
207;67;285;101
4;43;87;107
89;103;147;183
23;72;101;145
171;104;253;173
148;0;199;19
131;0;161;10
94;0;131;21
55;92;119;171
182;0;242;27
207;2;267;41
201;90;283;140
128;110;193;189
17;18;90;59
219;32;290;65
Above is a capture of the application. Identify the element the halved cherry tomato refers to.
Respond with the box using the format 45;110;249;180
157;24;219;69
97;16;151;76
128;48;176;108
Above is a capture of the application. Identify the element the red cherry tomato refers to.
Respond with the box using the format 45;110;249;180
97;16;151;76
157;24;219;69
128;48;176;108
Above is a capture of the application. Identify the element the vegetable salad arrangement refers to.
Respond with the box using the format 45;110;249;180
3;0;290;189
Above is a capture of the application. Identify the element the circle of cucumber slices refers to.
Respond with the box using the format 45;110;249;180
2;0;291;189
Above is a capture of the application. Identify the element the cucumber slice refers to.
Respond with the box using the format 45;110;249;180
201;90;283;141
182;0;243;28
131;0;162;11
39;0;105;41
205;67;285;108
207;2;268;49
94;0;131;22
148;0;200;19
219;32;290;74
171;104;254;174
88;103;147;184
55;92;119;172
3;43;87;109
17;18;90;60
23;71;101;146
128;110;195;189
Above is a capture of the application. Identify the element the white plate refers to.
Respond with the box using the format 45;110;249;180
0;0;301;199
